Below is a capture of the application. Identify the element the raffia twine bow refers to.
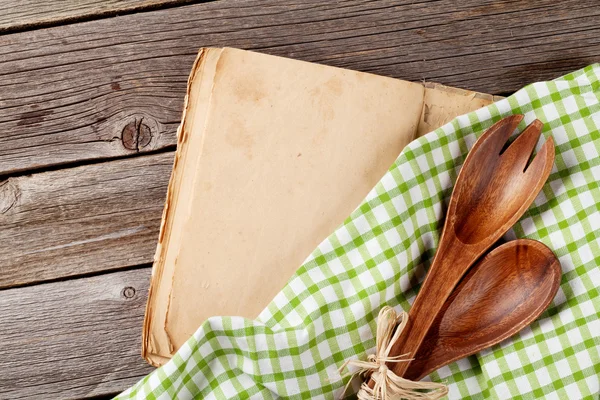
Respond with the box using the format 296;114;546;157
339;306;448;400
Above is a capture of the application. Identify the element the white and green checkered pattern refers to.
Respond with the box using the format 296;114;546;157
118;65;600;400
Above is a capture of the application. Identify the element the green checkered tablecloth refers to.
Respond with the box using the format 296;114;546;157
118;65;600;399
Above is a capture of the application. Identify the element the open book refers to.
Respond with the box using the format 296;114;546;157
143;47;499;366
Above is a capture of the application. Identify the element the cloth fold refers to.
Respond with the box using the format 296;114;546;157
118;65;600;399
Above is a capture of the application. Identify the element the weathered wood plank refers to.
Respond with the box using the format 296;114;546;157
0;268;153;399
0;152;172;288
1;0;598;175
0;0;199;33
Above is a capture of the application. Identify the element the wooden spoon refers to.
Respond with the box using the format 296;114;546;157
405;239;561;380
381;115;555;380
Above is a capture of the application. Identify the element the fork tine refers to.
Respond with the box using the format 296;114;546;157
470;115;523;157
524;136;555;177
502;119;543;171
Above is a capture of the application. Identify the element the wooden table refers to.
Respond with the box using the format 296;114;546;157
0;1;597;398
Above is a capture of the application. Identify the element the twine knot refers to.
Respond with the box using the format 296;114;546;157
379;364;388;376
339;306;448;400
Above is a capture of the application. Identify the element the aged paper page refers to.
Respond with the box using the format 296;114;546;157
164;48;425;351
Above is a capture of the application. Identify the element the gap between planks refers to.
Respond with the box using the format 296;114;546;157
0;268;154;400
0;152;174;290
0;0;210;34
0;0;598;176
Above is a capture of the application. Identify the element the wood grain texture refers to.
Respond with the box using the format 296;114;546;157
0;152;172;289
0;268;153;399
1;0;599;175
0;0;198;32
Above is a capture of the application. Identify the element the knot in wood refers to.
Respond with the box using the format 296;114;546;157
0;180;19;214
121;286;136;299
121;119;152;151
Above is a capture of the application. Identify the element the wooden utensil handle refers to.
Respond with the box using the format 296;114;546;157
395;237;480;377
381;234;478;380
388;268;457;377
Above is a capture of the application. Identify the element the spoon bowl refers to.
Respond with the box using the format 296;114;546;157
405;239;561;380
